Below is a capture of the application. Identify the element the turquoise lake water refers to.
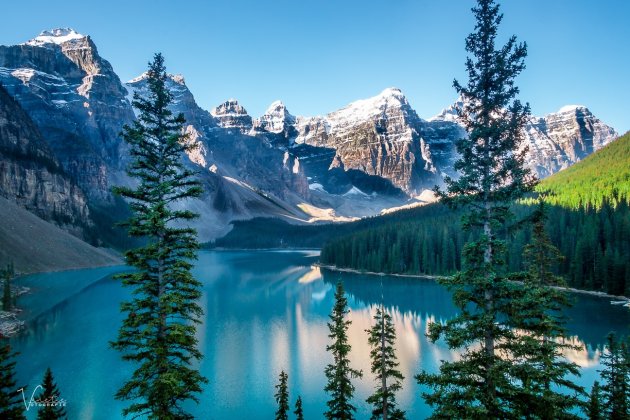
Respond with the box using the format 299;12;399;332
9;250;630;419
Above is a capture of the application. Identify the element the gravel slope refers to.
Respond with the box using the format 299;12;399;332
0;196;121;273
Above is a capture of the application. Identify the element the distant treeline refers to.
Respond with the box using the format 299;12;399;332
209;204;457;250
321;202;630;297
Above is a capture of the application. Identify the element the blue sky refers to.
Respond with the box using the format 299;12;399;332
1;0;629;132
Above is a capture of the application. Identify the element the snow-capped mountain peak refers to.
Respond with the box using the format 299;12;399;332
211;99;253;132
327;87;416;128
558;104;587;113
265;100;288;114
127;72;186;86
23;28;86;46
429;97;465;123
253;100;297;137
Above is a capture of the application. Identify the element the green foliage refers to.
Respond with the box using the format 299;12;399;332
533;131;630;210
110;53;207;419
324;281;362;419
598;333;630;419
274;370;289;420
294;396;304;420
508;202;584;418
417;0;535;417
365;306;405;420
36;367;67;420
586;381;603;420
0;342;25;420
321;205;462;276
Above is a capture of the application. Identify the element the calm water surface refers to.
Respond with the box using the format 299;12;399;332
10;250;630;419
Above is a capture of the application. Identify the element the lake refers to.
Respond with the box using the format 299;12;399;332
10;250;630;419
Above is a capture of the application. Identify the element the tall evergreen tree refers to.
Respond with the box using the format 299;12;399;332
509;201;583;418
0;341;25;420
598;333;629;419
416;0;535;417
324;281;362;420
586;381;603;420
36;367;67;420
365;306;405;420
274;370;289;420
294;396;304;420
111;53;206;419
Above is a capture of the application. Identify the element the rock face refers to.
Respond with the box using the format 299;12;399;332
0;28;135;202
294;88;441;194
252;101;298;147
211;99;253;133
0;84;90;235
523;106;618;177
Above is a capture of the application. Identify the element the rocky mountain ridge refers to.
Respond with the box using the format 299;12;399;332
0;28;620;243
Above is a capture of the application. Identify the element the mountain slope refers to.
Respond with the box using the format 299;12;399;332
536;131;630;209
0;196;119;273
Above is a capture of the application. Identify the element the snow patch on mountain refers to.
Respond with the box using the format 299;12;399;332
558;104;586;113
327;87;418;129
24;28;85;46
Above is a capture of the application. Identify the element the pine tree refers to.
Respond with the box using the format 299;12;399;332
509;201;584;418
36;367;67;420
0;341;25;420
416;0;535;417
586;381;603;420
111;53;207;419
365;306;405;420
599;333;629;419
274;370;289;420
324;281;362;419
294;396;304;420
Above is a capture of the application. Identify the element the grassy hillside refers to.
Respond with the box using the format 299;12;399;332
535;131;630;209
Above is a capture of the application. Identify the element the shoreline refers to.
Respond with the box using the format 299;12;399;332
316;263;630;303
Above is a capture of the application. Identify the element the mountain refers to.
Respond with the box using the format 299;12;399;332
293;88;441;194
0;28;135;202
0;28;620;244
430;99;619;179
0;83;91;236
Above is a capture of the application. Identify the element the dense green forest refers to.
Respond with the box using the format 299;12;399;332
321;133;630;296
533;131;630;209
321;202;630;295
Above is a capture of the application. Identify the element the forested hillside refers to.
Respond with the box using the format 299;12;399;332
534;131;630;209
321;133;630;296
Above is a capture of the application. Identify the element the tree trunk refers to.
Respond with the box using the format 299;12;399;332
484;204;496;412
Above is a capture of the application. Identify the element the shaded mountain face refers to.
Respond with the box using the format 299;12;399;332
0;28;620;242
0;84;91;236
0;28;135;202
